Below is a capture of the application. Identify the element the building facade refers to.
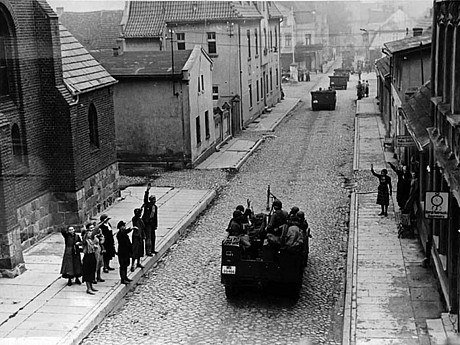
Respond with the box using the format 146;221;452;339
0;0;119;277
97;46;215;171
425;0;460;320
119;1;282;136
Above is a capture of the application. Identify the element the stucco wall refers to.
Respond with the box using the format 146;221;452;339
114;79;186;164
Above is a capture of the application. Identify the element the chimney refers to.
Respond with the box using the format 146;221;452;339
56;7;64;17
116;38;125;55
413;27;423;37
112;47;119;56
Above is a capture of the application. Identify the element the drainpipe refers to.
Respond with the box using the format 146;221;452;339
238;24;243;131
179;82;187;168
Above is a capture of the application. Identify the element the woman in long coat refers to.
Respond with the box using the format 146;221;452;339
371;164;392;216
100;214;116;272
60;226;82;286
82;224;98;294
131;208;146;272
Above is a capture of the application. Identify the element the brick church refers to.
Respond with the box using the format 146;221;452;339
0;0;119;277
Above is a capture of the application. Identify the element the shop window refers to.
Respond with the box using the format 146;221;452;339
88;104;99;149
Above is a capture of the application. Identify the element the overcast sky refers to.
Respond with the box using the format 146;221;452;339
46;0;126;12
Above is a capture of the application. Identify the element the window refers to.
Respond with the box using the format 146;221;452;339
198;77;201;93
285;33;291;48
88;104;99;149
270;68;273;91
270;30;273;50
205;111;210;139
201;75;204;91
274;27;278;50
276;68;279;86
247;29;251;58
207;32;216;54
249;84;253;108
260;77;263;99
0;12;10;96
256;80;259;102
305;34;311;45
454;26;460;113
11;123;26;165
176;32;185;50
255;29;259;55
264;28;267;54
212;85;219;100
196;116;201;144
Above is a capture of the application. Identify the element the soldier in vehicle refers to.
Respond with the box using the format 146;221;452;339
227;210;251;249
288;206;300;224
266;199;288;236
296;211;309;231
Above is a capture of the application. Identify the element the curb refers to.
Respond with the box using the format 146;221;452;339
58;189;217;345
268;99;301;132
234;138;265;171
342;191;357;345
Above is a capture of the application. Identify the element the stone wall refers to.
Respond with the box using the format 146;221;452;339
17;162;120;250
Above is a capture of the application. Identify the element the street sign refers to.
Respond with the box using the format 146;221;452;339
424;191;449;219
396;135;416;147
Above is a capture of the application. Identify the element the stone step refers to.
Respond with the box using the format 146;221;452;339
427;318;446;345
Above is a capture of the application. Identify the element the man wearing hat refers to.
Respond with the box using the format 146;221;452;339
100;214;115;273
142;183;158;256
116;221;133;284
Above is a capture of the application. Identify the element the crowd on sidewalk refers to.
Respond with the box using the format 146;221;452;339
59;184;159;294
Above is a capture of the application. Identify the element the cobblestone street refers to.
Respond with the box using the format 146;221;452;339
82;77;357;345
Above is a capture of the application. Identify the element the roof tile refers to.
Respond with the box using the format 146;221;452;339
60;24;116;94
124;1;262;38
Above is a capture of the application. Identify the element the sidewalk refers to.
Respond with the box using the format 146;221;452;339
0;187;215;345
343;90;449;344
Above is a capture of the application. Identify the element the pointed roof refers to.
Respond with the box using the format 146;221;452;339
383;31;431;54
123;1;263;38
60;24;117;95
93;50;194;77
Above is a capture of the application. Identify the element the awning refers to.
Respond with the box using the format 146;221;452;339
401;81;432;151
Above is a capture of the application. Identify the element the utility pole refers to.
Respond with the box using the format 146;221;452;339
168;29;176;96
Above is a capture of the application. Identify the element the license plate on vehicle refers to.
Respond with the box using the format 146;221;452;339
222;266;236;275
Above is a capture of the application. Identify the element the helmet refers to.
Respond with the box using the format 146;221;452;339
233;210;242;219
272;199;282;209
290;206;299;215
134;208;142;216
297;211;305;220
236;205;245;213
